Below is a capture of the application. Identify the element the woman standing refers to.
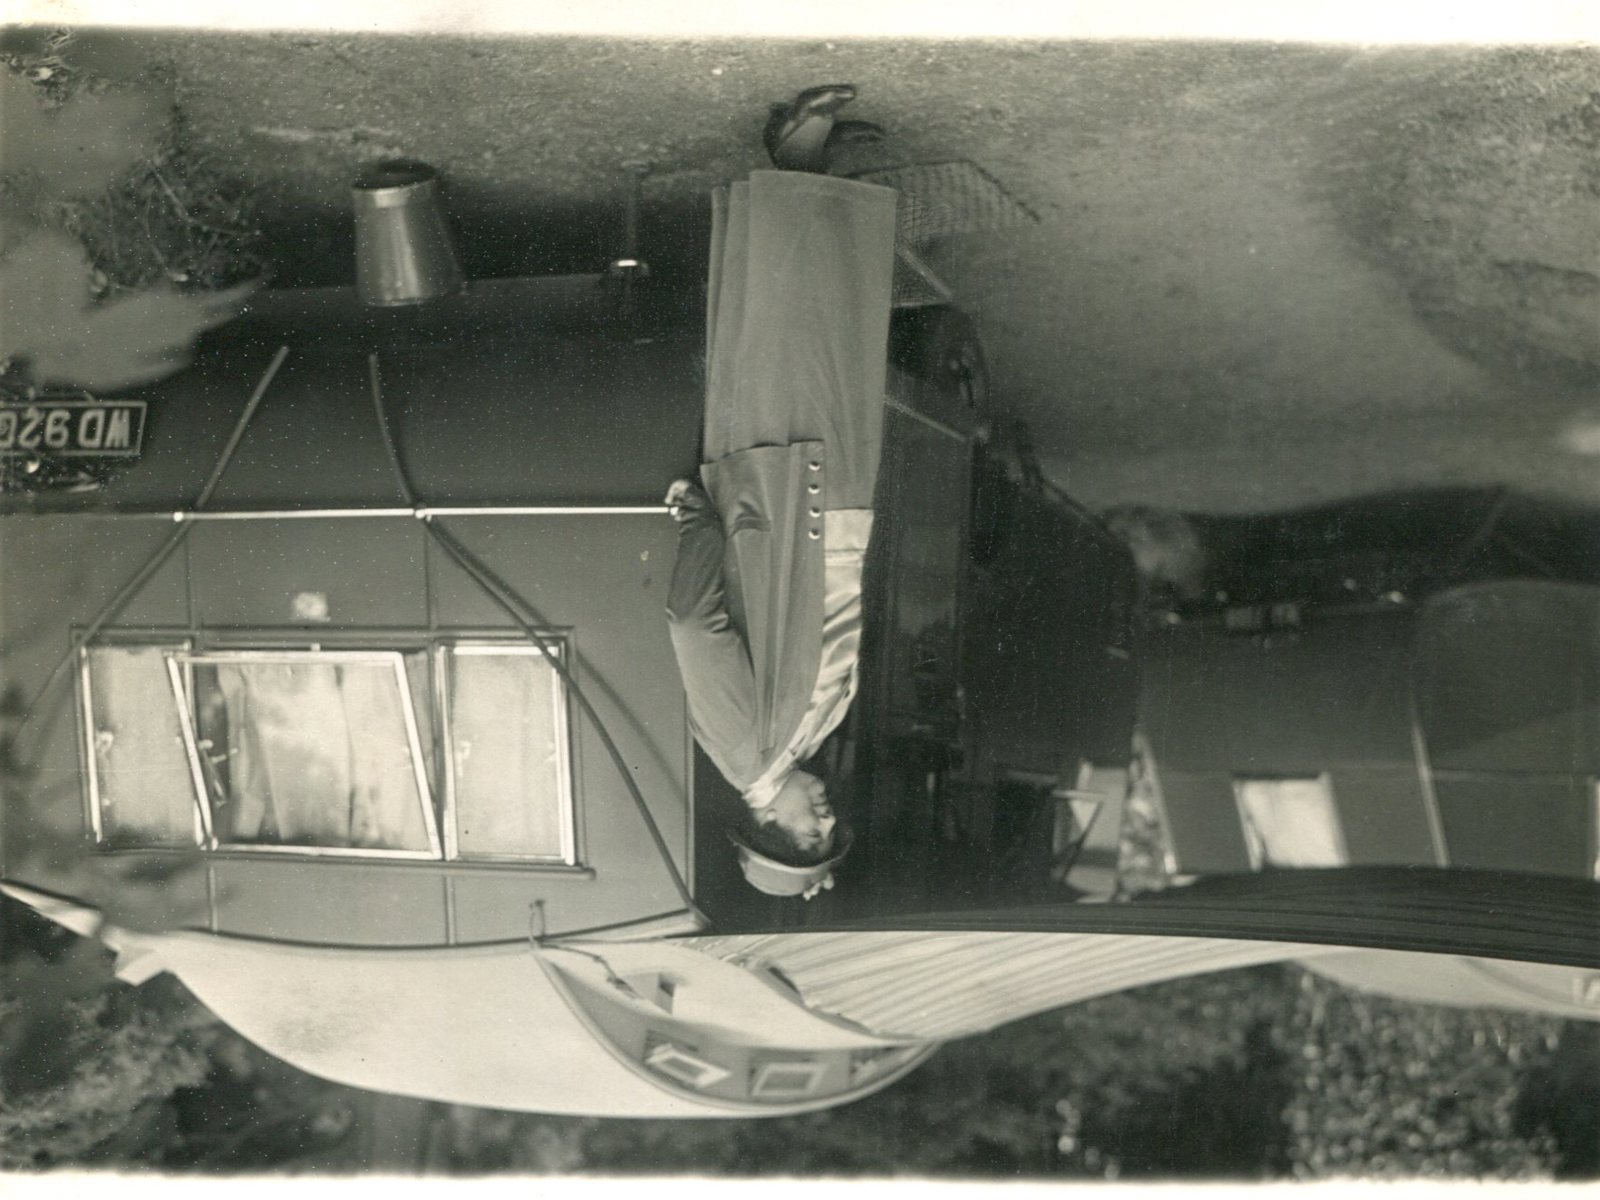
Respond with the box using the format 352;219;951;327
665;86;898;898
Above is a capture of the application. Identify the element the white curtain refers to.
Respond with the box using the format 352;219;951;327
449;653;565;858
88;646;198;845
213;661;430;851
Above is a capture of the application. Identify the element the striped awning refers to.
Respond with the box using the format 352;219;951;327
685;930;1322;1041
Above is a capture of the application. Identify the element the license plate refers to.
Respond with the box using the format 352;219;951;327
0;400;147;458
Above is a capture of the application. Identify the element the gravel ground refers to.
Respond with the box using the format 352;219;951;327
4;29;1596;514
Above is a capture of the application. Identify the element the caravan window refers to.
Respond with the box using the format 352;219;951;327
1232;775;1349;869
441;644;575;863
81;645;205;848
180;651;441;858
79;639;575;863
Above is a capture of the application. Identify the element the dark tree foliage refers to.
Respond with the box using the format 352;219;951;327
1;895;358;1171
1284;970;1583;1180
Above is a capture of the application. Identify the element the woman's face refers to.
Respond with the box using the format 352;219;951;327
762;769;837;857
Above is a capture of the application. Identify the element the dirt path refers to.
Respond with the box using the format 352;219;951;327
7;30;1596;516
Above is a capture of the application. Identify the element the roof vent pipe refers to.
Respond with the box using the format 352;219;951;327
351;160;466;306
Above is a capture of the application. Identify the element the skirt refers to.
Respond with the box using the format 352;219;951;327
703;170;898;510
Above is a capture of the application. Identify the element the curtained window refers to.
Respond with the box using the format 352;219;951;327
185;652;439;856
443;645;573;863
79;641;573;862
82;644;205;847
1232;775;1349;869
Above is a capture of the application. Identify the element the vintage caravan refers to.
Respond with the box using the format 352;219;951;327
5;273;1597;1117
0;265;1141;935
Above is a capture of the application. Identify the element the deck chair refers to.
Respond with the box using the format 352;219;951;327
1050;760;1131;901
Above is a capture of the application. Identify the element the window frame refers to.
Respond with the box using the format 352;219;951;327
79;639;208;849
642;1037;730;1089
436;640;576;865
77;633;580;865
168;647;444;860
1231;773;1350;871
749;1058;829;1099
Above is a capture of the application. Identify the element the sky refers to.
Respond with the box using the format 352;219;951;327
7;0;1598;42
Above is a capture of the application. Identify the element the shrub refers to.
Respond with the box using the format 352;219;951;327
1285;969;1564;1180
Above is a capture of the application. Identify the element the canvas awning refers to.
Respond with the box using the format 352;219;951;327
1305;950;1600;1020
0;883;919;1117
